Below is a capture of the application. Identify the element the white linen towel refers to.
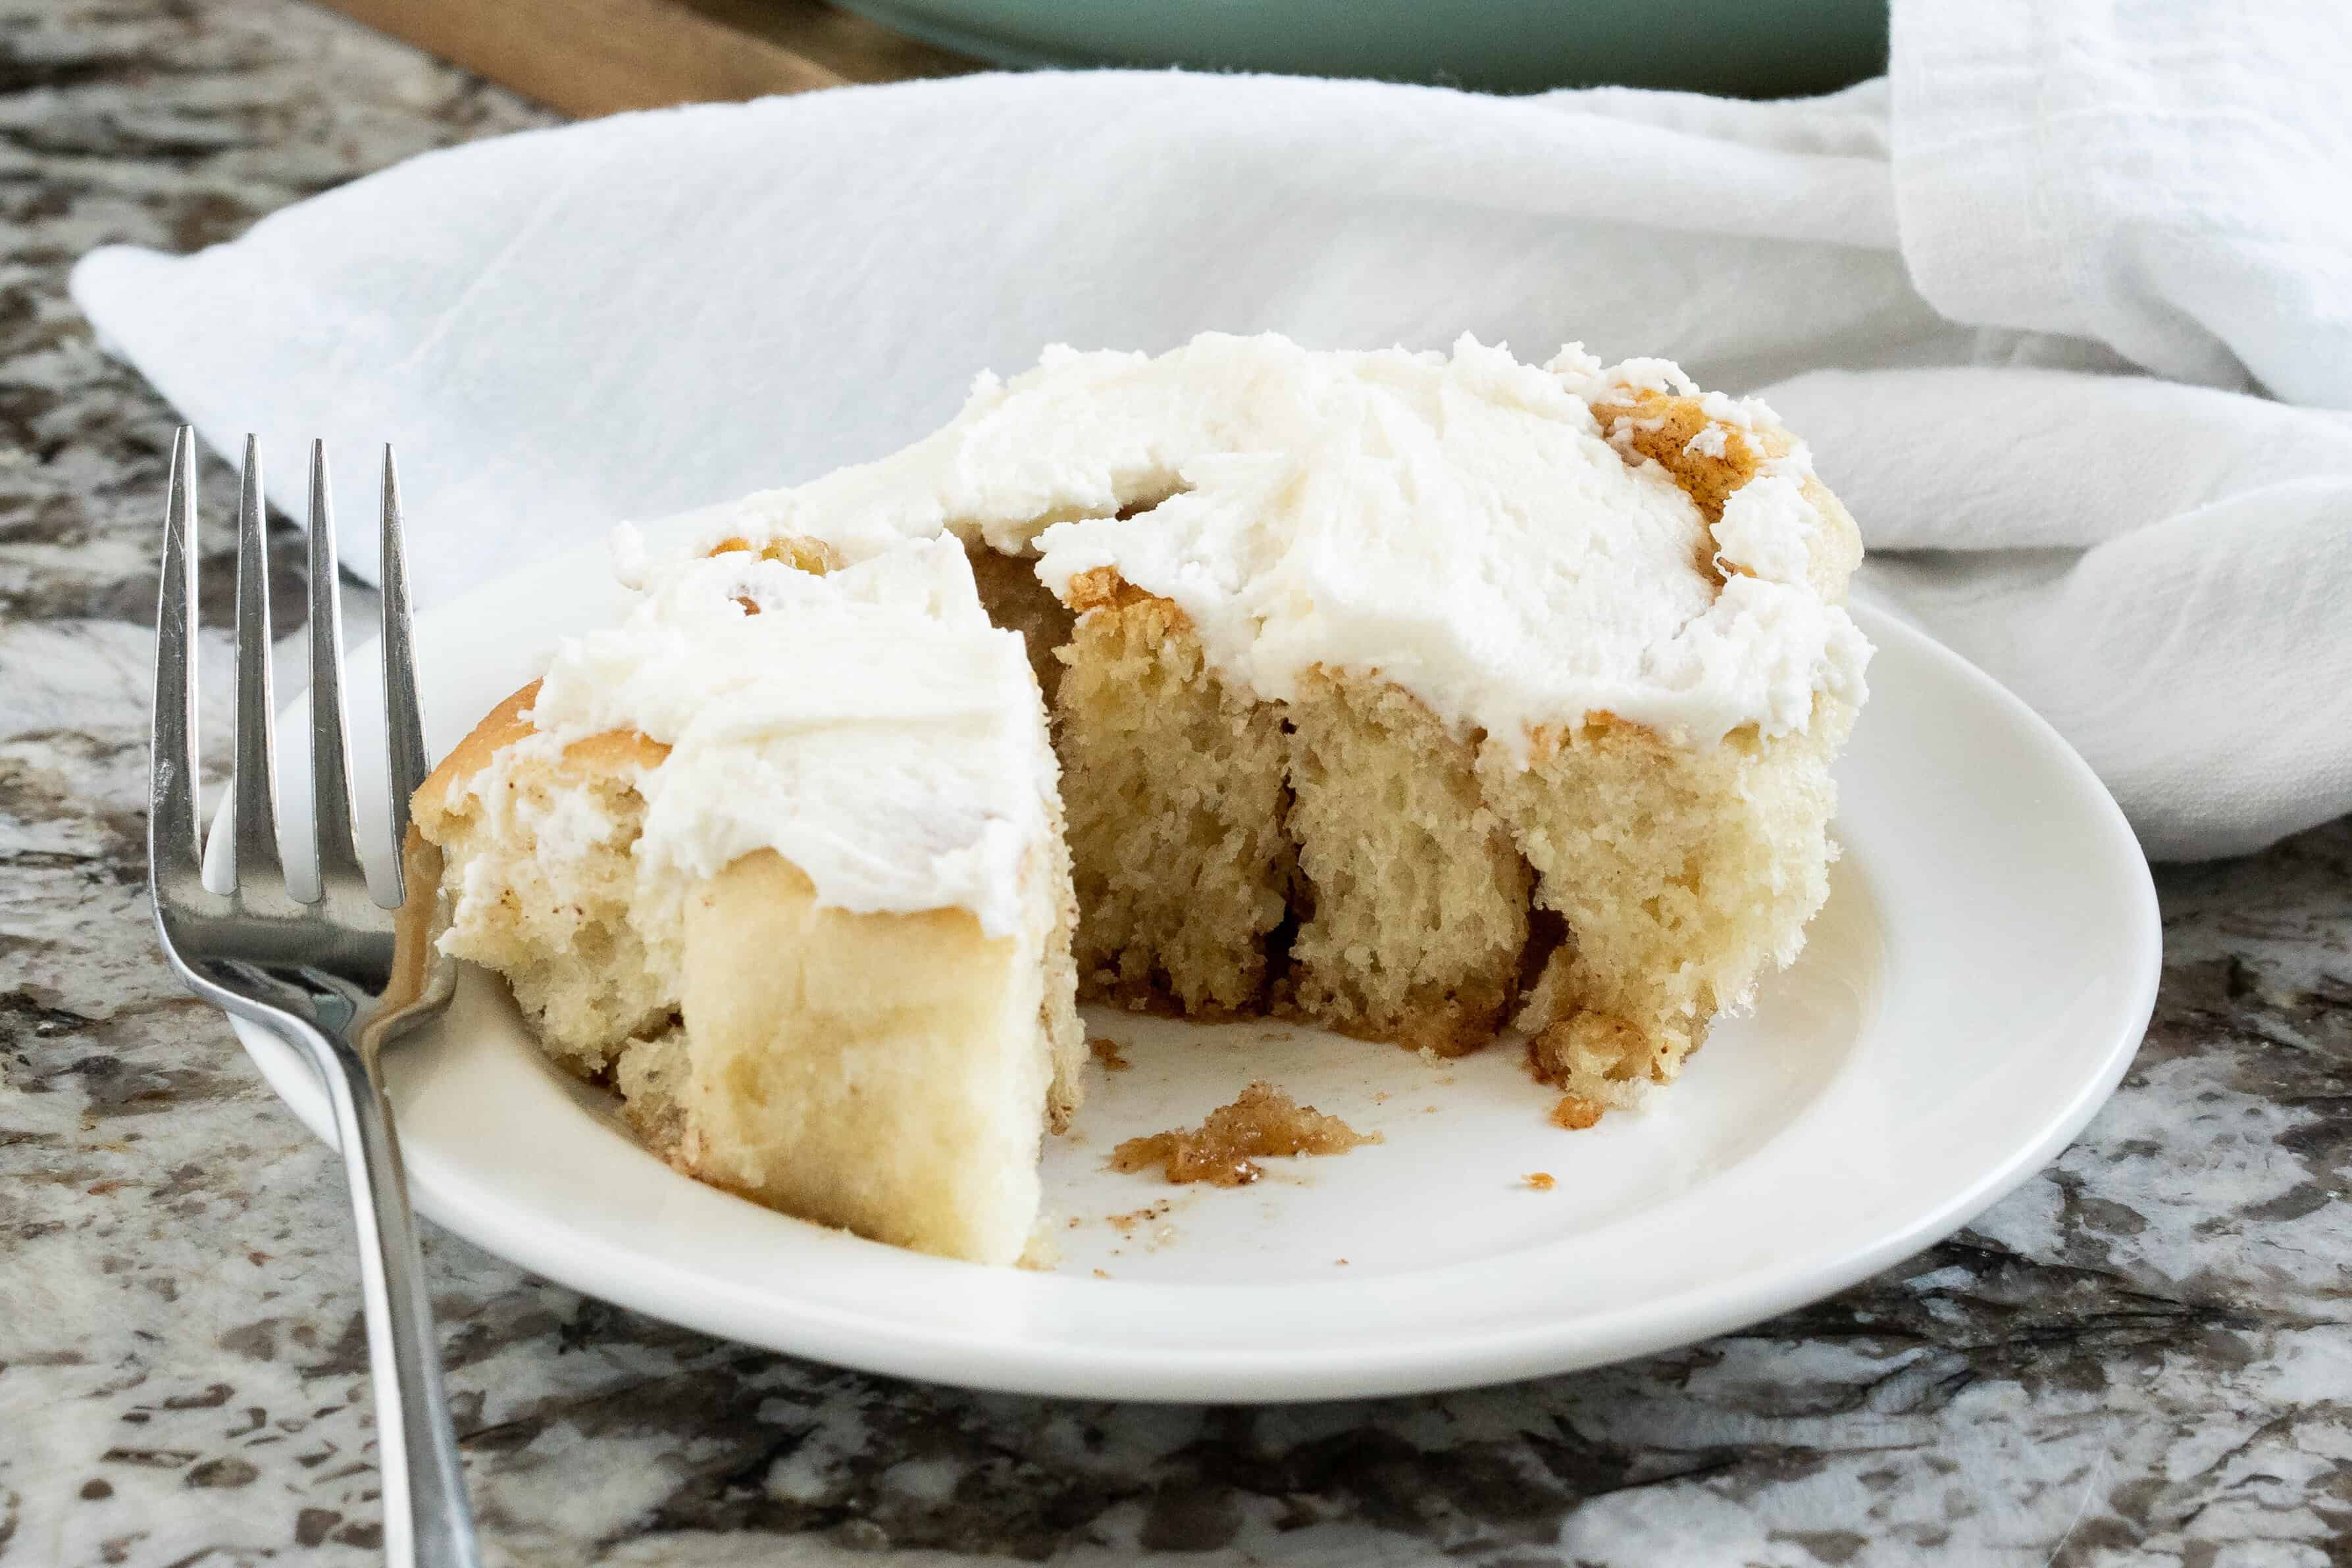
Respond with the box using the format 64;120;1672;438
68;1;2352;861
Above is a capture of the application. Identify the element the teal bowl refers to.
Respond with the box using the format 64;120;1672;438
838;0;1887;97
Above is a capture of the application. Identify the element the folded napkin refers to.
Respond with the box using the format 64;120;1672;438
70;1;2352;861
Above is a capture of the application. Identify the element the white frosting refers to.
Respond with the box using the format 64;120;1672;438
515;534;1051;937
703;331;1870;751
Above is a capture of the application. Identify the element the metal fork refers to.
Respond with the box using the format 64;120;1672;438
149;428;477;1568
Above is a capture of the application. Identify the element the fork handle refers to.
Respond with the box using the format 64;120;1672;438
310;1030;482;1568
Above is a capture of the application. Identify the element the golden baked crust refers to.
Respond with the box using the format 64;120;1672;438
1060;563;1166;616
705;534;842;574
409;682;677;1070
1592;384;1863;601
411;679;669;836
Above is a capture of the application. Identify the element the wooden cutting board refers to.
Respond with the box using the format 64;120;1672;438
311;0;981;117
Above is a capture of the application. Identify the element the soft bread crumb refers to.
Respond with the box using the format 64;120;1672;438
1284;664;1531;1053
1491;696;1851;1098
409;683;674;1073
1053;590;1293;1014
1025;551;1851;1101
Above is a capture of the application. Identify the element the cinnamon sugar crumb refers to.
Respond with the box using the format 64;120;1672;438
1088;1036;1131;1071
1550;1094;1605;1131
1524;1172;1557;1191
1110;1081;1377;1187
1092;1269;1111;1279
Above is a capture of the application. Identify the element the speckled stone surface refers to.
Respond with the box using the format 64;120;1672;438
3;4;2350;1564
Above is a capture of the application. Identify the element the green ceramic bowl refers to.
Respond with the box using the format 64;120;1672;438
840;0;1887;97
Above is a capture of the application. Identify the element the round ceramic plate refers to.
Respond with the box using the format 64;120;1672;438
226;518;2160;1403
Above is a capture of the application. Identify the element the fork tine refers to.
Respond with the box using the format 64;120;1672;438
230;435;282;890
307;441;364;899
379;446;429;873
150;427;203;890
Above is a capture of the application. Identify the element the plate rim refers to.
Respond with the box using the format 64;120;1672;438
230;597;2161;1402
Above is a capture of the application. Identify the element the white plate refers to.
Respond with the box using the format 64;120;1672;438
227;525;2160;1403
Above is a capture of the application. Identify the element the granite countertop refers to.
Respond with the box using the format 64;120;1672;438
3;3;2349;1564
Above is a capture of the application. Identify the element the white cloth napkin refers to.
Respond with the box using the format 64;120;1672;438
68;1;2352;862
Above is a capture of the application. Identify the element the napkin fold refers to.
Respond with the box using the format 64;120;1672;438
69;2;2352;861
1892;0;2352;407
